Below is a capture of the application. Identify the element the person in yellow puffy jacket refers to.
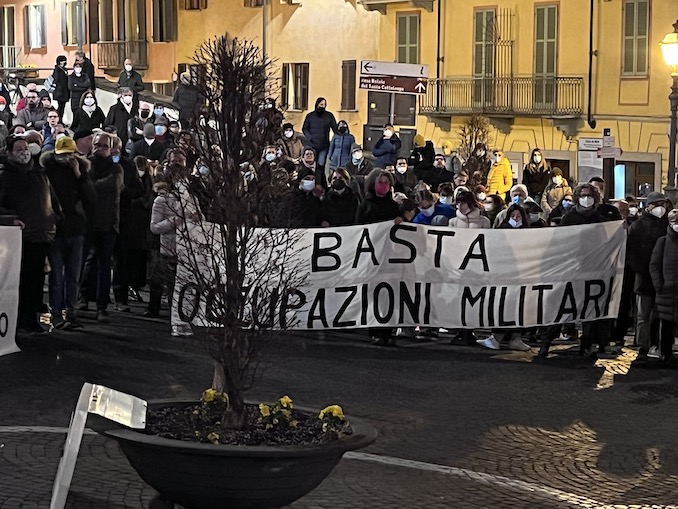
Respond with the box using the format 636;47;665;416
485;149;513;198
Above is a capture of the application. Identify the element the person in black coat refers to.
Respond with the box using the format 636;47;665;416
172;72;202;129
70;90;105;133
0;136;61;333
74;51;96;91
129;123;168;164
41;139;96;329
290;166;322;227
394;156;417;198
372;122;401;168
408;137;435;182
68;64;91;114
105;87;137;153
52;55;70;120
320;168;360;227
650;209;678;363
522;147;551;201
589;177;622;221
302;97;337;167
627;191;670;358
117;59;145;104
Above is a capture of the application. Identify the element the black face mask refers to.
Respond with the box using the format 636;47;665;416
331;179;346;192
338;126;347;134
316;106;325;114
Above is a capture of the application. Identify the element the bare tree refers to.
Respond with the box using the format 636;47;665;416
457;114;492;162
166;35;306;430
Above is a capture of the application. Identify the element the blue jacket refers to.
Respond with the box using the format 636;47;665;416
302;110;338;151
412;203;456;225
328;133;355;168
373;134;402;168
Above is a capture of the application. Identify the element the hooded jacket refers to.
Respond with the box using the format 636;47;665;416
0;156;60;243
301;99;338;151
41;152;96;237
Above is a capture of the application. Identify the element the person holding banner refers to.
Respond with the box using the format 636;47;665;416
0;136;61;334
412;189;455;226
649;208;678;364
492;184;529;228
320;168;360;227
291;166;322;228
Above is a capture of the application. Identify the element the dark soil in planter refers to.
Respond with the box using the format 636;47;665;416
144;403;352;446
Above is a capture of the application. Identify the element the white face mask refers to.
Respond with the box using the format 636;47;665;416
28;143;41;156
396;165;407;174
439;196;453;206
284;130;293;138
508;218;522;228
484;203;494;212
477;192;486;201
122;95;133;105
628;206;638;217
301;179;315;192
74;67;82;75
533;155;542;164
0;104;5;111
529;213;540;223
491;155;498;164
552;176;562;185
579;196;594;208
672;224;678;233
125;64;133;72
421;204;436;217
265;153;276;162
650;206;666;218
352;151;363;161
84;97;95;106
383;129;393;137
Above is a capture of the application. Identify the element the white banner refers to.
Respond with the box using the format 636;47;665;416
172;221;627;330
0;226;21;355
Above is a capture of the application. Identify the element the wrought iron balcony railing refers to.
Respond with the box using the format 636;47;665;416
96;40;148;70
420;76;583;118
0;46;21;69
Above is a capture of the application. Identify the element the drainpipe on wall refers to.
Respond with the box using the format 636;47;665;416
587;0;597;129
436;0;443;109
262;0;268;57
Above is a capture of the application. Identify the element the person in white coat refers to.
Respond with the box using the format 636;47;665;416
448;190;491;229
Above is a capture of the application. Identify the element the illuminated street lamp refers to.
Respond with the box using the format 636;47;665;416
660;20;678;202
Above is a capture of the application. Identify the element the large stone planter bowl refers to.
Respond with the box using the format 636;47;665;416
91;399;377;509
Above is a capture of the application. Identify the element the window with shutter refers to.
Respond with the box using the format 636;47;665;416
341;60;356;111
622;0;649;76
153;0;178;42
280;63;309;110
25;5;46;49
61;1;80;46
281;63;289;108
182;0;207;9
534;5;558;108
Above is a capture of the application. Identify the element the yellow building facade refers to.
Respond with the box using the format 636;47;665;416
365;0;677;197
177;0;381;141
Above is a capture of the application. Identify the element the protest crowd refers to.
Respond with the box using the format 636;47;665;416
0;54;677;365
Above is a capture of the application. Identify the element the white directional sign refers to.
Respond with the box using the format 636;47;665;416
360;60;429;79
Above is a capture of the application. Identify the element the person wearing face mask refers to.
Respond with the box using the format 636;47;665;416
525;201;547;227
152;116;171;144
448;190;490;229
71;91;105;133
117;59;145;104
298;146;328;191
546;193;574;225
393;157;416;198
14;90;49;130
412;188;455;225
0;96;12;130
588;177;622;221
481;194;505;225
320;168;360;227
465;142;491;177
627;191;670;360
23;130;45;162
625;195;640;225
50;56;70;120
301;97;338;168
41;136;96;330
354;169;401;346
74;50;96;91
105;87;138;152
130;122;167;163
172;72;201;129
485;149;513;200
290;167;322;227
79;133;124;322
373;122;402;169
68;62;92;114
0;136;62;334
540;168;573;217
150;103;168;125
522;148;551;201
345;143;374;196
649;208;678;364
327;120;355;173
128;101;153;144
278;122;303;164
492;184;528;228
408;134;435;182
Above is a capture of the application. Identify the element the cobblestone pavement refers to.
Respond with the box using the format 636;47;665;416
1;302;678;508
